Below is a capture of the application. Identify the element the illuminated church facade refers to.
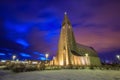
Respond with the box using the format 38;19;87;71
50;13;101;67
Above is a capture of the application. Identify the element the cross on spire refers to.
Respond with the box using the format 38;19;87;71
62;12;71;26
64;12;67;15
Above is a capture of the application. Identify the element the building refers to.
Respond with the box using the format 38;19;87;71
50;13;101;67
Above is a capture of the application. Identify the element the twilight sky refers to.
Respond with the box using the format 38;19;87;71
0;0;120;61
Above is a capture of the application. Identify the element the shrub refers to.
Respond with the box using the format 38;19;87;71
89;66;94;70
24;64;37;72
5;63;15;70
12;64;25;72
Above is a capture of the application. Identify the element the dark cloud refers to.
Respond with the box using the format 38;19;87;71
0;18;6;38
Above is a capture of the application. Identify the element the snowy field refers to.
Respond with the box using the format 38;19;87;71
0;69;120;80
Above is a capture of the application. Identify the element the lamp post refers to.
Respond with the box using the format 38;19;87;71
12;55;16;61
45;53;49;63
116;55;120;64
85;53;89;65
16;59;19;62
53;56;55;66
116;55;120;59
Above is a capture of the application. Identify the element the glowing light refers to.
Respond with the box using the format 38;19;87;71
12;55;16;60
85;53;88;57
60;61;63;66
1;60;6;62
64;12;67;15
116;55;120;60
32;61;38;64
45;53;49;59
16;59;19;62
81;57;85;65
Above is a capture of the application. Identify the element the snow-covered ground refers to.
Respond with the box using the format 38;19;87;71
0;69;120;80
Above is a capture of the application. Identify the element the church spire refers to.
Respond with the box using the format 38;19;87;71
62;12;71;26
64;12;67;15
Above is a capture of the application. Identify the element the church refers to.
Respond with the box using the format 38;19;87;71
50;13;101;67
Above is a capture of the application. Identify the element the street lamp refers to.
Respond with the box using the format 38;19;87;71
53;56;55;66
85;53;90;65
116;55;120;64
12;55;16;61
16;59;19;62
45;53;49;63
116;55;120;60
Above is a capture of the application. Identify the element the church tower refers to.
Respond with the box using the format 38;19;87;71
56;12;77;66
50;13;101;67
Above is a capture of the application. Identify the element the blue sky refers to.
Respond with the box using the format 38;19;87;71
0;0;120;61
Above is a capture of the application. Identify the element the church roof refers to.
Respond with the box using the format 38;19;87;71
60;12;98;57
71;43;98;57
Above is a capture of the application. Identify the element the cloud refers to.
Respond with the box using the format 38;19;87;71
74;24;120;52
27;27;59;56
70;0;120;53
0;0;120;60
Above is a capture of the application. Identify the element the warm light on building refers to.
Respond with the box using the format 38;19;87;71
49;13;101;67
60;61;64;66
85;53;88;57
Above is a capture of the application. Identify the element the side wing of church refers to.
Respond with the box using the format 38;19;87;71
50;13;101;67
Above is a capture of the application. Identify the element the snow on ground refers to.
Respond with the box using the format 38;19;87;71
0;69;120;80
